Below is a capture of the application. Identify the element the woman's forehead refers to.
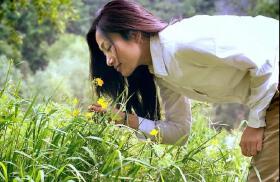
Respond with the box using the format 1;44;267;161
97;29;124;45
96;29;118;43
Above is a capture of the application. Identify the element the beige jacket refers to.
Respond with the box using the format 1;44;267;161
138;15;279;145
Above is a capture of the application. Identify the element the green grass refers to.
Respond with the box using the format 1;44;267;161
0;63;250;181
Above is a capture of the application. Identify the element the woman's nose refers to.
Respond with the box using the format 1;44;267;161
106;56;114;67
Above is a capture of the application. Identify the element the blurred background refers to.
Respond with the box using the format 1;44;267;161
0;0;278;130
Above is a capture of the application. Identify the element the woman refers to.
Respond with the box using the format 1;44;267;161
86;0;279;181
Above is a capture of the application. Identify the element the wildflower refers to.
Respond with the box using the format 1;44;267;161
210;138;219;146
97;97;108;109
150;129;159;136
72;109;80;117
94;78;104;87
73;98;79;105
85;112;93;119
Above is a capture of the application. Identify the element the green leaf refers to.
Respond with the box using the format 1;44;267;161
0;162;8;182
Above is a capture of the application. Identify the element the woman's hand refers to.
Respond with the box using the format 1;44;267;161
88;103;106;113
239;126;264;157
88;104;125;124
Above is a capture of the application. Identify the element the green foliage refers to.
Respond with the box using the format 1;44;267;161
66;0;106;35
129;0;216;22
0;57;25;90
0;69;250;181
0;35;91;105
249;0;279;19
0;0;78;71
24;34;91;105
218;0;279;19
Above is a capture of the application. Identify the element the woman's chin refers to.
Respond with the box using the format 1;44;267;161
119;66;137;77
121;70;133;77
121;72;130;77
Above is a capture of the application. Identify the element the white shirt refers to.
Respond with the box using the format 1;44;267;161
138;15;279;145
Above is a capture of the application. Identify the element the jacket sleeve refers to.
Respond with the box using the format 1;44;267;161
213;16;279;128
231;53;278;128
138;79;192;145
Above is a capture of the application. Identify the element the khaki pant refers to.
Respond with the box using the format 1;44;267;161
248;91;279;182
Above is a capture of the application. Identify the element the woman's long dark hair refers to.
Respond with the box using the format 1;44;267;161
86;0;167;121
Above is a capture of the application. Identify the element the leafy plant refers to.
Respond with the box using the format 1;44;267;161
0;62;250;181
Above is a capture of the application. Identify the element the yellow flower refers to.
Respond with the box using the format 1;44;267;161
97;97;108;109
95;78;104;87
85;112;93;119
73;98;79;105
210;139;219;146
72;109;80;117
150;129;159;136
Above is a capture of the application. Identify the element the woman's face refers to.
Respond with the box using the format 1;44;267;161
95;29;142;77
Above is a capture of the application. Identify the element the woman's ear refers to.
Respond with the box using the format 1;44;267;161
130;31;143;43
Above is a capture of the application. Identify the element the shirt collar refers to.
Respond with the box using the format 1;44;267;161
149;35;168;77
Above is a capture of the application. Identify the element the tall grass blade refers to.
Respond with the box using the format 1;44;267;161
21;93;38;123
0;162;8;182
253;165;262;182
0;59;12;98
67;164;86;182
172;164;187;182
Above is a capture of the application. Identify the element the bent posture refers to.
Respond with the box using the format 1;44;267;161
86;0;279;181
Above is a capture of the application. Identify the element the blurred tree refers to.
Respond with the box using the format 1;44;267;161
215;0;278;19
65;0;217;36
138;0;216;21
66;0;105;35
0;0;78;72
249;0;279;19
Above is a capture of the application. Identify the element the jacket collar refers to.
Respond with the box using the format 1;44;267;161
149;35;168;77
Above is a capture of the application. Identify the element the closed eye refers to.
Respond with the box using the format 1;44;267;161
99;41;112;53
106;45;112;52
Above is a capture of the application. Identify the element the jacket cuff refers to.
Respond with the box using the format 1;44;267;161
247;110;266;128
138;116;156;136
